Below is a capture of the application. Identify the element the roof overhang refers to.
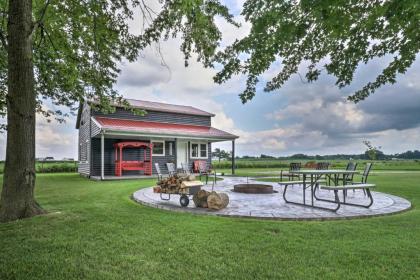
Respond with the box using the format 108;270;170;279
92;116;239;142
101;130;234;142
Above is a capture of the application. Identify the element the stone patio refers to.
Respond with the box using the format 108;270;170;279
132;176;411;220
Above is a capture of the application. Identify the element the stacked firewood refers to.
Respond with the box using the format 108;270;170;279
154;174;197;194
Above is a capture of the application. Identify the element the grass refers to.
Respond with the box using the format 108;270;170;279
213;159;420;171
0;172;419;279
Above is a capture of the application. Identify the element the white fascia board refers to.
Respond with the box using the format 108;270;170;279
102;130;233;142
91;117;103;129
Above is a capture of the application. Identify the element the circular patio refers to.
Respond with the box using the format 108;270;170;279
132;177;411;220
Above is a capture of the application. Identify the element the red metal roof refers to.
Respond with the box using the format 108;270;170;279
94;117;238;140
123;99;215;117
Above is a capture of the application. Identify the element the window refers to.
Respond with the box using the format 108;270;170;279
200;144;207;158
169;142;173;156
79;140;88;162
191;143;199;158
152;141;165;156
190;142;208;159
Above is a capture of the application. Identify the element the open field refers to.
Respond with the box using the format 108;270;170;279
0;161;78;174
1;170;419;279
213;159;420;171
1;159;418;175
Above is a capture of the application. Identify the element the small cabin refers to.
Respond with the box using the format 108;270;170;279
75;99;238;179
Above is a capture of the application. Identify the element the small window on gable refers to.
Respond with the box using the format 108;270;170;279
152;141;165;156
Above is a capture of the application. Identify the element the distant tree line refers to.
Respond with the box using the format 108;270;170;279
235;150;420;160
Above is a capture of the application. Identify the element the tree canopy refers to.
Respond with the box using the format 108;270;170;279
0;0;235;222
213;0;420;103
0;0;235;122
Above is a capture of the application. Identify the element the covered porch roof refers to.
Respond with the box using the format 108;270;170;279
92;116;239;141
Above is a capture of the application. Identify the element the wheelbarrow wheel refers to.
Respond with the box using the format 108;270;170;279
180;195;189;207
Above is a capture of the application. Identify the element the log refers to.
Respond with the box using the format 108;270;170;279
193;190;210;208
181;180;203;189
207;192;229;210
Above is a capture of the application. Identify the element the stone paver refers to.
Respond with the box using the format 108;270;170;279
132;177;411;220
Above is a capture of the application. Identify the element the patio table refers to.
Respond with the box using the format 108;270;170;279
284;169;359;212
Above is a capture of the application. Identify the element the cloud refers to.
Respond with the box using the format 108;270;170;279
1;2;419;160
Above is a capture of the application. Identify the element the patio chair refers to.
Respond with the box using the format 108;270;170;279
279;162;301;181
197;161;215;185
181;162;191;175
154;163;164;181
337;162;358;185
352;163;373;195
166;162;176;176
316;162;330;170
315;162;330;183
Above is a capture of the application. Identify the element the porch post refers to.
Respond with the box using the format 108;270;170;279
231;140;235;175
174;138;178;168
101;132;105;180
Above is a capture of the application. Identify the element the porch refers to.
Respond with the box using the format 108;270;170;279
90;175;159;181
92;132;237;180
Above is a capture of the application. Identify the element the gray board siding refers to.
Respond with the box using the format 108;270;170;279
78;104;91;175
92;107;211;127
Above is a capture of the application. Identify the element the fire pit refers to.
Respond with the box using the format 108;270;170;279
233;184;276;194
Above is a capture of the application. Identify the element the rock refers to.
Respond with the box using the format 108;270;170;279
187;174;196;181
193;190;210;208
207;192;229;210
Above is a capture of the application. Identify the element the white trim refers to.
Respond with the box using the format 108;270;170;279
151;140;165;156
103;130;234;142
190;142;208;159
101;133;104;180
90;116;103;129
169;142;173;156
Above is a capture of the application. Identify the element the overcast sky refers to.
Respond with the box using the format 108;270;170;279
0;0;419;160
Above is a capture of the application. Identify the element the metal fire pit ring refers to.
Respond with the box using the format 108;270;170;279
232;184;277;194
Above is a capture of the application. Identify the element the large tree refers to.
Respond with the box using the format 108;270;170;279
214;0;420;103
1;0;418;222
0;0;235;222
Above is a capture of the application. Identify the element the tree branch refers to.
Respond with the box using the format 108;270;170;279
0;27;7;49
30;0;51;39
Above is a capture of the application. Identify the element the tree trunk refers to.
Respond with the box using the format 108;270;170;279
0;0;45;222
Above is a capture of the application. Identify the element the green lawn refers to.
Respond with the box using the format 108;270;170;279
0;172;419;279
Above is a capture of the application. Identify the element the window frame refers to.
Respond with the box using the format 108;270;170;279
151;140;165;156
190;142;208;159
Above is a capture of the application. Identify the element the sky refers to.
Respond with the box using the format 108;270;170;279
0;0;419;160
